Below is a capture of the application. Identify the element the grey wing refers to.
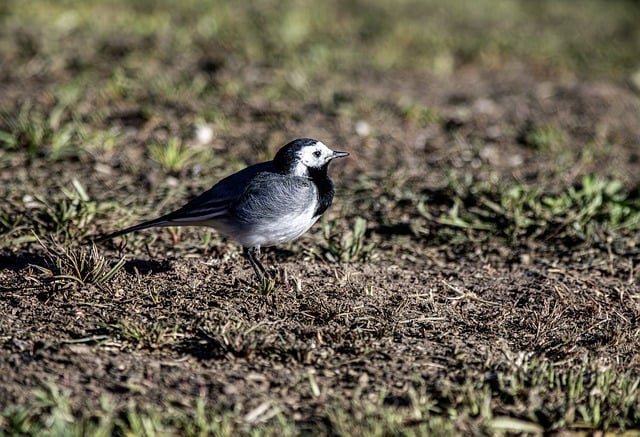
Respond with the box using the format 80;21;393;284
230;173;317;225
94;161;278;241
166;161;277;224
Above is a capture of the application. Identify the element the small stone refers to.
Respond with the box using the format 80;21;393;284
355;120;370;137
194;124;214;145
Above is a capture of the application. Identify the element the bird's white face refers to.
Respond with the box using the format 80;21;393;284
293;141;336;176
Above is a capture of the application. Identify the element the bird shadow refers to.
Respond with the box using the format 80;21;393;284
0;253;45;272
175;332;229;360
0;250;171;276
268;247;297;261
123;259;173;275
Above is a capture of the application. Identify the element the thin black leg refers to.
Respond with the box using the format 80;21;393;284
244;246;267;282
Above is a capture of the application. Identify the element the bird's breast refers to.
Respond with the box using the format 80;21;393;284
226;200;319;248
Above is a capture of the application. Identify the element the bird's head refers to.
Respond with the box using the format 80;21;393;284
274;138;349;177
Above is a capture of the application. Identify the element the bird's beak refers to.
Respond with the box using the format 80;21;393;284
332;151;349;159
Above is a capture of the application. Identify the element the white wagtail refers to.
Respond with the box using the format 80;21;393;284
96;138;349;282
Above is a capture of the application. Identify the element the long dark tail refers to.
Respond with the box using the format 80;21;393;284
93;193;229;243
93;216;172;243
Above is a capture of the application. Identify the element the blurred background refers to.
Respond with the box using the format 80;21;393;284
2;0;639;172
2;0;640;80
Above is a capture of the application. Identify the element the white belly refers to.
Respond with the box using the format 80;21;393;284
209;202;319;248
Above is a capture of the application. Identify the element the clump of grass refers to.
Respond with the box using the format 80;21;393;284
48;123;81;161
255;277;278;296
324;217;376;263
106;66;138;100
0;385;272;436
0;103;83;162
397;100;441;127
0;207;26;239
436;175;640;243
107;320;182;350
148;137;204;175
79;126;124;158
32;235;125;290
28;179;109;242
326;388;454;436
200;318;263;359
199;318;307;361
0;381;107;436
484;358;640;431
0;103;50;161
3;360;640;434
328;358;640;434
518;124;566;151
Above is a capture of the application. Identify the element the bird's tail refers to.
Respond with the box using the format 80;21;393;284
93;217;172;243
92;199;227;244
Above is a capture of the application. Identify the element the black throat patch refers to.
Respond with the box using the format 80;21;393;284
308;166;335;217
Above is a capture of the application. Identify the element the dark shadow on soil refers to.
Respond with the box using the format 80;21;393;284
0;253;49;272
269;247;297;261
123;259;173;275
176;333;228;360
375;222;415;236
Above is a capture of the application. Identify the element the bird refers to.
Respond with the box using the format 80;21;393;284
95;138;349;282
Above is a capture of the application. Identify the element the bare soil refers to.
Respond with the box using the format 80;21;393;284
2;64;640;433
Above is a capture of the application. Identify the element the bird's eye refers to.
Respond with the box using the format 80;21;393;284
313;150;322;158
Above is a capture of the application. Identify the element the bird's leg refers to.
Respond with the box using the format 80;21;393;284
244;246;267;282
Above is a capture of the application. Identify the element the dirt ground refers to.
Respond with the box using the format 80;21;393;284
2;62;640;434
